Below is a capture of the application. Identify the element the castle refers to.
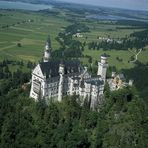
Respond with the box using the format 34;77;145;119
30;37;132;109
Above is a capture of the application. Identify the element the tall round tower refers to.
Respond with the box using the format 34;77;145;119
43;36;52;62
97;54;108;80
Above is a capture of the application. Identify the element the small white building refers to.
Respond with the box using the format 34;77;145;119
30;37;109;109
73;33;83;38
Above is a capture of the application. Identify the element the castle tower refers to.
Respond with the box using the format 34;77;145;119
43;36;52;62
58;63;64;102
97;54;108;80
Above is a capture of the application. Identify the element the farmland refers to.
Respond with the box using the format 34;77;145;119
0;9;148;70
0;10;69;61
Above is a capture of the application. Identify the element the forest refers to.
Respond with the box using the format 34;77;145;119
0;60;147;148
53;23;89;58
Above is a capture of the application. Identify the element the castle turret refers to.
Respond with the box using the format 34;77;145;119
97;54;108;80
58;63;64;102
43;36;52;62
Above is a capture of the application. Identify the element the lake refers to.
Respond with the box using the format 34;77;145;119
0;1;52;11
86;14;148;22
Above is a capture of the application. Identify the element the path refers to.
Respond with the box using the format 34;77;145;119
129;48;142;63
0;44;16;51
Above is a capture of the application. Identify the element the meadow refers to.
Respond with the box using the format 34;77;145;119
0;10;69;61
0;9;147;70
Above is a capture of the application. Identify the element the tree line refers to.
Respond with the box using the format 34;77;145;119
87;29;148;50
0;60;35;96
52;23;89;58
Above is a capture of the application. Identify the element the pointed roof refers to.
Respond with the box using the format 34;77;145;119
39;59;82;78
46;35;52;49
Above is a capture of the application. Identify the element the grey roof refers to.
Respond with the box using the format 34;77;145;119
101;53;110;58
118;74;125;80
85;78;104;86
39;59;82;78
72;77;81;80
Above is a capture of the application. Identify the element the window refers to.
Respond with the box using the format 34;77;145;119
33;80;41;94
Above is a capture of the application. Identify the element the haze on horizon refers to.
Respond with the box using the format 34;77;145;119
57;0;148;11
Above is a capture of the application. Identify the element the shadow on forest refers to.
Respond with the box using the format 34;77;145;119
122;61;148;103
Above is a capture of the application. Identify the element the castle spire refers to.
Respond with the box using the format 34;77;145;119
43;35;52;62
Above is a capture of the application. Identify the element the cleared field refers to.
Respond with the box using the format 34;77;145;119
82;48;148;70
75;26;144;43
0;10;70;61
82;49;132;69
138;46;148;64
0;10;147;70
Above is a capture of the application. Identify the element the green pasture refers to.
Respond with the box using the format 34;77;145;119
0;10;70;61
74;21;144;43
82;48;133;70
138;46;148;64
82;47;148;70
0;10;147;70
8;64;31;72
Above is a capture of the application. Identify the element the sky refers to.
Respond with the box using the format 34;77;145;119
57;0;148;11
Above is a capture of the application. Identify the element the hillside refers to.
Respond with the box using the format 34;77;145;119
0;77;147;147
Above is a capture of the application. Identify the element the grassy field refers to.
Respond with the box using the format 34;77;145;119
0;10;70;61
0;9;147;70
82;48;148;70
